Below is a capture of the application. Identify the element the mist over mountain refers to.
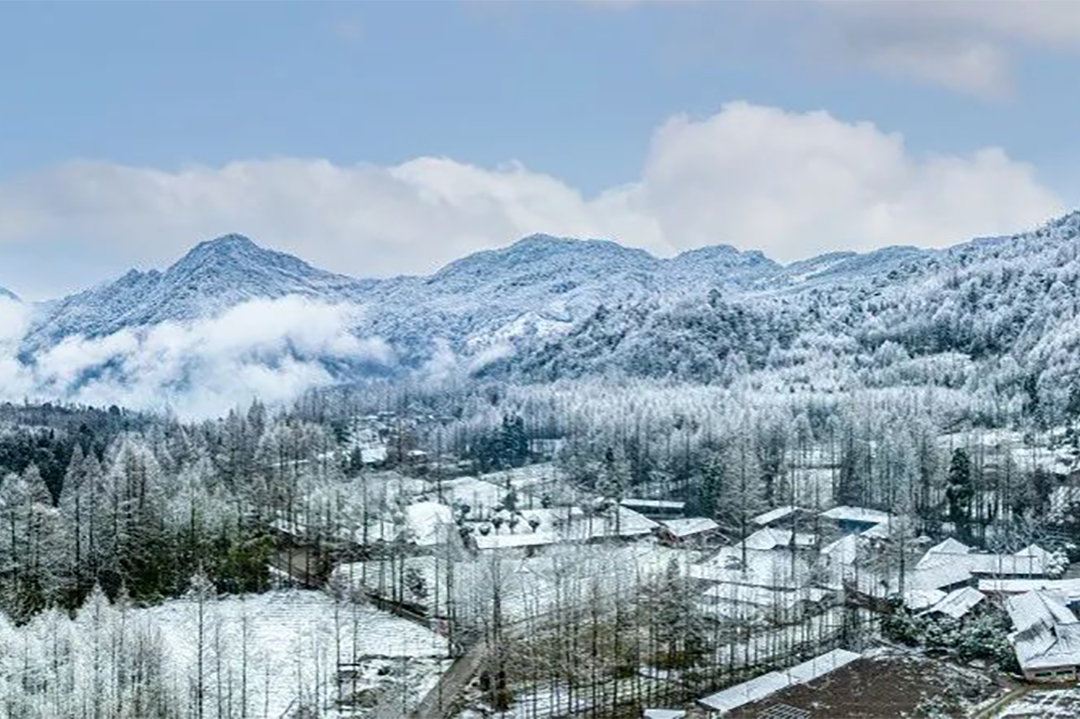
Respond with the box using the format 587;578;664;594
23;234;365;351
2;211;1079;418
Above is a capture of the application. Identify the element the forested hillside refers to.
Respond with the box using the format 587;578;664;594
495;212;1080;427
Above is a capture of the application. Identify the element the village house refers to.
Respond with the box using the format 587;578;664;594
819;505;892;535
751;505;815;529
919;586;988;621
907;539;1053;593
1006;590;1080;682
979;577;1080;612
656;516;720;546
619;497;686;520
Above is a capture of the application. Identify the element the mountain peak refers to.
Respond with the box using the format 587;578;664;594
512;233;566;247
508;233;647;255
182;233;259;260
168;233;332;279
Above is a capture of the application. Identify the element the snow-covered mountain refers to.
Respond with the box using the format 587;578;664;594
0;285;18;302
24;234;365;350
500;212;1080;395
25;231;785;364
18;211;1080;404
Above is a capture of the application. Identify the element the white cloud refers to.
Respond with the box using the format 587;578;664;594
619;101;1062;258
0;296;387;419
0;102;1063;298
0;297;33;397
816;1;1080;98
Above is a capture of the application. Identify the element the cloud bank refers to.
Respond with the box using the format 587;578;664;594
0;101;1063;299
0;296;387;419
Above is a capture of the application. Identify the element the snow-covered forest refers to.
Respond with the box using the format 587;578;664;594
0;335;1077;716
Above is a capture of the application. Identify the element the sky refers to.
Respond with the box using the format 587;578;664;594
2;0;1080;300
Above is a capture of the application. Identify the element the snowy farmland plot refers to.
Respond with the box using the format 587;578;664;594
0;589;450;719
146;590;449;717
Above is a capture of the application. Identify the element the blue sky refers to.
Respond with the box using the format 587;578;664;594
2;1;1079;299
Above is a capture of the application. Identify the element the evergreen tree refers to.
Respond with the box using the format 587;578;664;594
946;448;974;540
697;449;725;519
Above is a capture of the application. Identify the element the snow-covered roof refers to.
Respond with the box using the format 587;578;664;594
643;710;686;719
1006;591;1080;672
968;552;1048;577
743;527;817;551
466;504;660;550
1014;544;1053;563
819;505;890;525
911;546;1050;591
923;587;986;619
822;534;859;567
697;648;861;713
925;537;971;556
752;505;799;526
859;516;913;540
660;517;719;539
474;530;559;551
1007;591;1078;634
908;556;979;591
564;505;659;540
701;582;830;614
620;498;685;511
904;589;947;612
979;578;1080;603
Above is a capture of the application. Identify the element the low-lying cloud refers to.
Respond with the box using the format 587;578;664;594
0;101;1063;299
0;296;389;418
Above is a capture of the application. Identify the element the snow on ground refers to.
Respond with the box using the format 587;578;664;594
337;542;697;626
995;686;1080;718
478;462;567;495
141;590;449;718
430;476;510;512
939;429;1080;476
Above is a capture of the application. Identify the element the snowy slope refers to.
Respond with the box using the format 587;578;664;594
495;211;1080;382
20;210;1080;390
25;231;777;364
24;234;366;349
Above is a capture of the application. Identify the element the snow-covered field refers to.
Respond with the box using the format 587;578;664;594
142;590;449;718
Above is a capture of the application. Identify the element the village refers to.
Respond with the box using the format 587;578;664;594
254;412;1080;719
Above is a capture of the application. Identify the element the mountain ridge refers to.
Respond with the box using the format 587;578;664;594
18;211;1080;397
